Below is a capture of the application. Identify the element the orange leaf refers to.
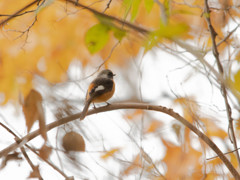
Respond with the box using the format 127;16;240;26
146;120;162;133
124;109;143;120
162;140;202;179
174;97;198;122
201;118;227;139
101;148;120;159
122;154;141;175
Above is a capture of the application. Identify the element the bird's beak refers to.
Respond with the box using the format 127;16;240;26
113;74;116;76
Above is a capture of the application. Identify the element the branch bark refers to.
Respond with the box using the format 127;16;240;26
0;103;239;178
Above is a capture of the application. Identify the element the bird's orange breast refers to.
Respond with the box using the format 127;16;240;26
86;82;115;103
92;83;115;103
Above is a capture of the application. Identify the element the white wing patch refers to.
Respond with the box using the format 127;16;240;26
95;85;105;92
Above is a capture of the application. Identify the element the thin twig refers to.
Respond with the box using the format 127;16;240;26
204;0;240;167
26;145;71;179
207;147;240;161
0;122;42;179
0;103;239;178
0;0;41;26
206;24;240;52
0;10;35;17
20;146;36;171
0;122;70;179
102;0;112;13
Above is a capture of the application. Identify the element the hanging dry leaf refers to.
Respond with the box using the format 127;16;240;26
39;144;52;160
28;165;41;179
22;89;47;140
38;103;47;141
62;131;85;152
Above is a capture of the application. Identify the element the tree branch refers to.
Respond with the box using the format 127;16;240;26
0;103;239;178
62;0;149;34
0;0;41;27
0;122;71;179
204;0;240;167
0;0;149;35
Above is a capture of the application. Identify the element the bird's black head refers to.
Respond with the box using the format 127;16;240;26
98;69;115;79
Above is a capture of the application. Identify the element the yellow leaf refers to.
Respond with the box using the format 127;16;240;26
162;140;202;179
233;70;240;92
235;51;240;62
228;153;238;169
101;148;120;159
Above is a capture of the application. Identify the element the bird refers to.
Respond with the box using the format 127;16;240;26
80;69;115;120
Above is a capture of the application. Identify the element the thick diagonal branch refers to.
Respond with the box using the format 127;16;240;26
0;103;239;178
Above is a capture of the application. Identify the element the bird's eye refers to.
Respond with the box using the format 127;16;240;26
108;72;113;77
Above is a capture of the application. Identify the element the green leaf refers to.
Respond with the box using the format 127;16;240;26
156;21;189;39
85;23;110;54
144;21;189;51
122;0;133;18
112;27;126;41
144;0;154;13
131;0;142;21
144;31;159;51
95;15;114;27
163;0;170;18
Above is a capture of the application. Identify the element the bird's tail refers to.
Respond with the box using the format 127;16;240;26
80;99;92;120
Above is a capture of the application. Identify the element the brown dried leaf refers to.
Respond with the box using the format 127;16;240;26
172;123;181;139
28;165;41;179
38;103;47;141
39;144;52;160
23;89;43;132
0;152;22;169
62;131;85;152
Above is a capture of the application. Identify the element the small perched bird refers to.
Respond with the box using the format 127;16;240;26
80;69;115;120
